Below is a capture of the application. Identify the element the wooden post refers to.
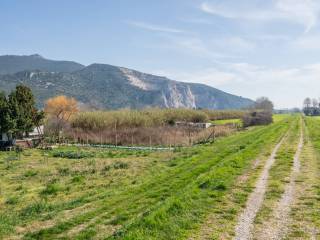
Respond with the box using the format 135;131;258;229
115;134;118;147
114;122;117;146
131;134;134;147
149;136;152;149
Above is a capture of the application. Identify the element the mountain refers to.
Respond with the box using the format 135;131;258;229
0;54;84;74
0;55;254;110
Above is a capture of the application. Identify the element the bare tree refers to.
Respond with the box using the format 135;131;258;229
312;98;318;108
254;97;274;112
303;98;311;109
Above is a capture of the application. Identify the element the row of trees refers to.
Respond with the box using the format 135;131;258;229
0;85;44;139
303;98;320;116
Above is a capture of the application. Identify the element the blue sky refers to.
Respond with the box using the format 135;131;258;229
1;0;320;108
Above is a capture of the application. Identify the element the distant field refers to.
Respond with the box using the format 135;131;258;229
210;114;290;127
0;116;292;239
211;118;241;126
273;113;291;122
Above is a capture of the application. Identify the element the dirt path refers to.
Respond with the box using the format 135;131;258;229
233;134;287;240
258;127;303;239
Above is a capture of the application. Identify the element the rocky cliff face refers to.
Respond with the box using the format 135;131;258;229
0;55;253;109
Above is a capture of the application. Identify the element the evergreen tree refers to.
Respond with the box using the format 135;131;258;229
8;85;43;136
0;92;15;135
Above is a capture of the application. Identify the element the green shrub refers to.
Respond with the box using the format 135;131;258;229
101;165;111;172
19;201;51;217
24;170;38;178
40;183;60;196
5;196;18;205
113;161;129;169
57;167;70;176
52;151;94;159
71;175;85;183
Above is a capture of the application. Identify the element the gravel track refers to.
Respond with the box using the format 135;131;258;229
233;134;287;240
259;127;303;239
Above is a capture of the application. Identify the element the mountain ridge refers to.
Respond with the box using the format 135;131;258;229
0;54;254;110
0;54;84;74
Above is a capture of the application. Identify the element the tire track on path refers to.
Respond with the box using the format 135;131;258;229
233;133;287;240
258;123;303;239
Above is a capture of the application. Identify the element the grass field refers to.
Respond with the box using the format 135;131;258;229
211;118;241;126
210;114;290;126
1;114;320;239
286;116;320;238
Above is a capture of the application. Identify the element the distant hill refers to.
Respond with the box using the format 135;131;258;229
0;55;254;110
0;54;84;74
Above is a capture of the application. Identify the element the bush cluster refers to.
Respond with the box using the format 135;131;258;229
241;111;273;127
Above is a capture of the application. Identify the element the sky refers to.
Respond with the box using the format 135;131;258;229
1;0;320;108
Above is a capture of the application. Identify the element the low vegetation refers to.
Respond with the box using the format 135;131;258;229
286;117;320;238
241;97;274;127
44;105;247;147
69;109;246;130
0;115;291;239
242;110;273;127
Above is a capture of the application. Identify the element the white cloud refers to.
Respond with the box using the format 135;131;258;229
200;0;320;32
179;18;215;25
211;37;256;52
162;35;254;61
291;34;320;50
126;21;185;34
171;37;228;58
275;0;319;32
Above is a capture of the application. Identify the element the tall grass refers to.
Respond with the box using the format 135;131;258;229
45;108;246;146
70;108;245;131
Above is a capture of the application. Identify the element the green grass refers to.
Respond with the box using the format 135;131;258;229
285;117;320;238
252;115;301;236
272;113;291;123
211;118;241;126
0;117;293;239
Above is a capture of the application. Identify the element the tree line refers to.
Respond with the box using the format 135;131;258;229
303;97;320;116
0;85;44;140
0;83;276;144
